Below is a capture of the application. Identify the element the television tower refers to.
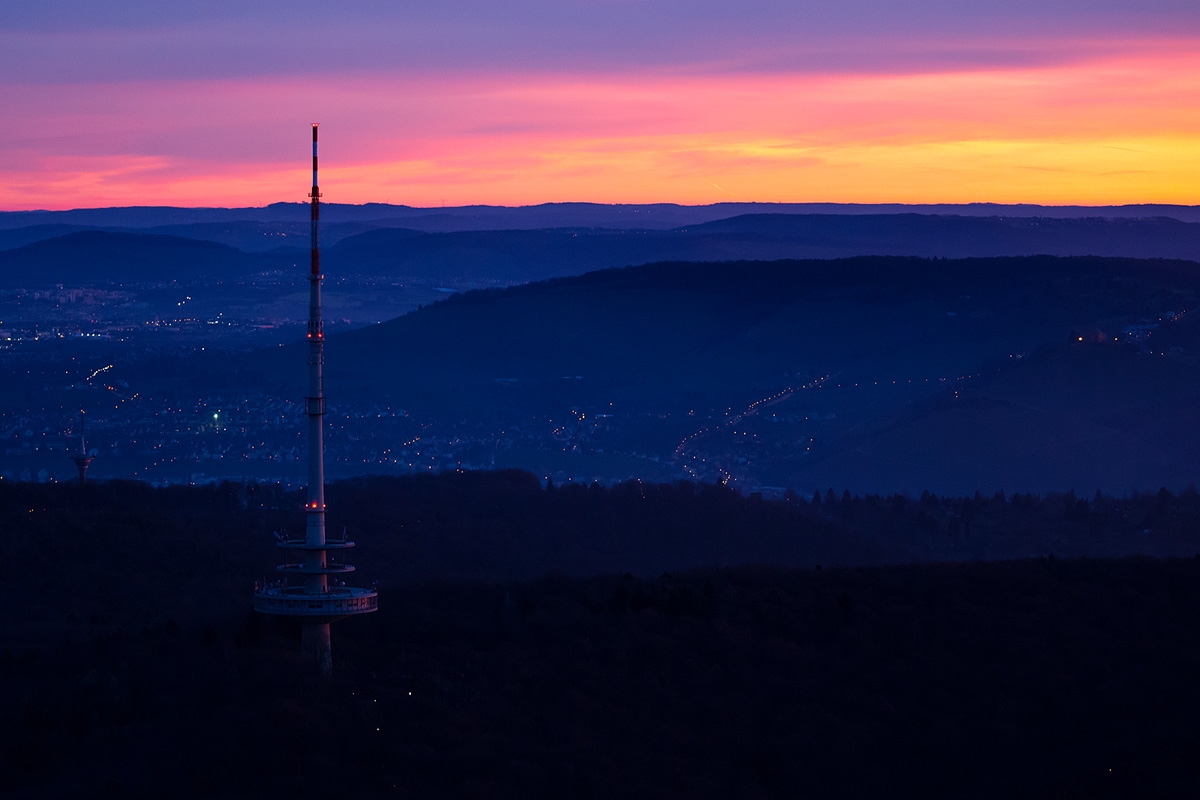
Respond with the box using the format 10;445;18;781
253;124;378;673
70;412;93;486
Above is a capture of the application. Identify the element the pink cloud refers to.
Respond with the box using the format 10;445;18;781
2;43;1198;209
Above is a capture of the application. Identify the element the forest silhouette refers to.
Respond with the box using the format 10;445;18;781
5;472;1200;797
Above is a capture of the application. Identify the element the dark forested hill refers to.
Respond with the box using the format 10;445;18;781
0;230;281;287
5;475;1200;798
0;223;91;251
209;254;1200;494
689;213;1200;260
316;254;1200;404
317;214;1200;282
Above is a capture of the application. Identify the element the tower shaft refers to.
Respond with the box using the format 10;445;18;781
253;124;377;676
71;413;92;486
306;123;327;594
305;123;329;670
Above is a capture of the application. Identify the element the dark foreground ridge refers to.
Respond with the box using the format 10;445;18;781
5;473;1200;797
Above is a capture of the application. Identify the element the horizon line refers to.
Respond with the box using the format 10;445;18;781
3;200;1199;215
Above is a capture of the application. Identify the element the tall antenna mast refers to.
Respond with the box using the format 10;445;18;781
254;124;378;674
308;120;325;562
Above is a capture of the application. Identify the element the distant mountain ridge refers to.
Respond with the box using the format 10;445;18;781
683;213;1200;261
4;200;1200;233
8;214;1200;287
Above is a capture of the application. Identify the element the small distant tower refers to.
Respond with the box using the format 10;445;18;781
71;412;93;486
253;124;378;674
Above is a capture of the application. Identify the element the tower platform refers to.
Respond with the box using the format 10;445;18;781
253;585;378;619
255;535;377;619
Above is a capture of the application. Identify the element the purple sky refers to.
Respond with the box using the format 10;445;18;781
4;2;1198;208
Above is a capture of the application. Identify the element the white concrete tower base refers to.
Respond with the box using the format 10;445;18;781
302;622;332;674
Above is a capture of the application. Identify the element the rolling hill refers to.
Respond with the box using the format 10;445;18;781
203;254;1200;494
316;214;1200;282
7;213;1200;289
0;230;281;287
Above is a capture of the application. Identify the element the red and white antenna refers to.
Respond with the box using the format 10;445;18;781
253;124;378;674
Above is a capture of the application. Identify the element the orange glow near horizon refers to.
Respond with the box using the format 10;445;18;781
4;46;1199;210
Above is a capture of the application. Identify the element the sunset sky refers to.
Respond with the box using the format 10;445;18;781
4;1;1198;210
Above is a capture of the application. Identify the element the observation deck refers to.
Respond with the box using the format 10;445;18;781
275;562;356;575
274;537;357;570
275;537;356;551
253;585;378;618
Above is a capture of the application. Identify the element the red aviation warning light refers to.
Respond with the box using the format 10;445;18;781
253;125;377;675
